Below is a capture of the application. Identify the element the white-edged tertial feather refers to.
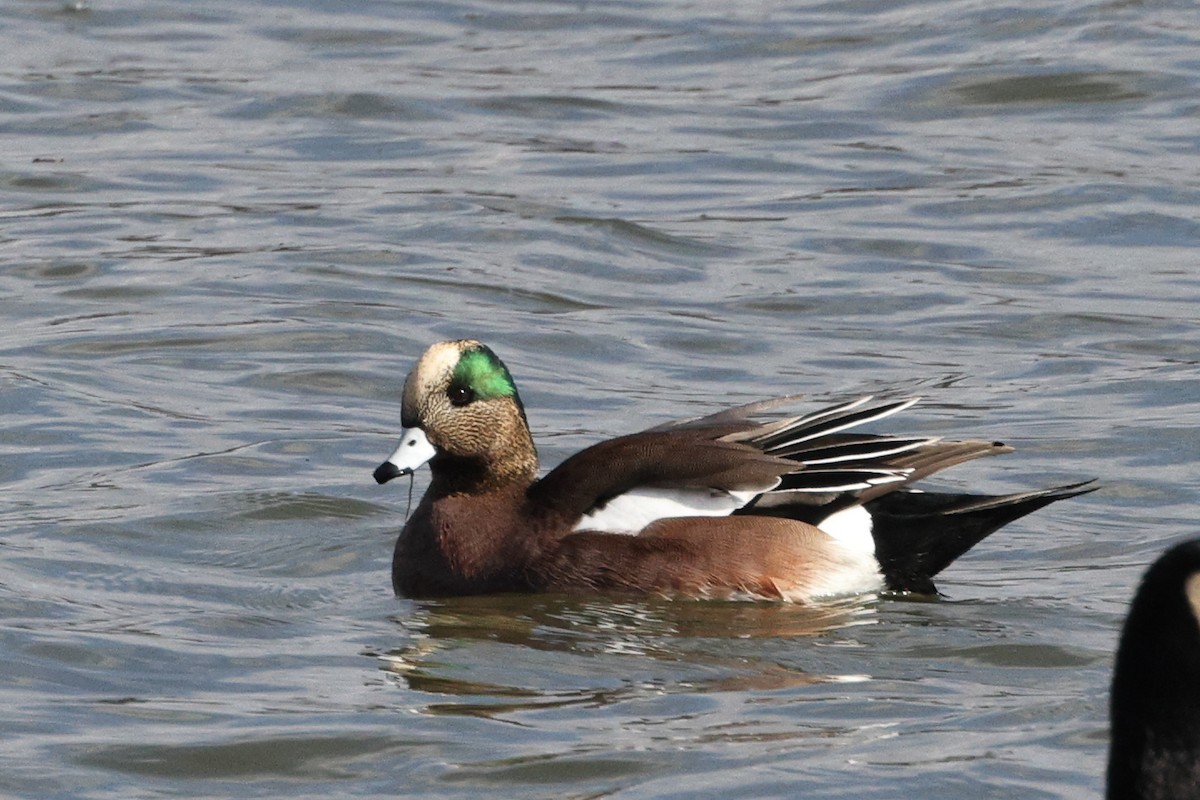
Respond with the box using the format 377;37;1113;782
753;397;921;453
790;436;936;465
772;467;911;493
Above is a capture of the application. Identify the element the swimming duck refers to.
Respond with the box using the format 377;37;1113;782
374;339;1093;600
1107;539;1200;800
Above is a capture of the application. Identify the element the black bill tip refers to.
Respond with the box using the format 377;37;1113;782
373;461;407;485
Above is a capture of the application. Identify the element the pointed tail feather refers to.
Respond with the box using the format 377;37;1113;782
868;480;1098;594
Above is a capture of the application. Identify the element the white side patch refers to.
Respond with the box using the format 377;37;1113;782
803;504;882;599
817;505;875;556
572;486;763;534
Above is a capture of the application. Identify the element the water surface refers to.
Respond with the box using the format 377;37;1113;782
3;1;1200;797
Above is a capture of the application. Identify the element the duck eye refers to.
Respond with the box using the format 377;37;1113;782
447;385;474;407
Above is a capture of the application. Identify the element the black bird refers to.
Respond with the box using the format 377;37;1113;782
1108;538;1200;800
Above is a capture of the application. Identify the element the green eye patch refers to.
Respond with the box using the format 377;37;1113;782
452;346;517;400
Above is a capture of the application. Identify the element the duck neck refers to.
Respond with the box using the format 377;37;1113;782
427;439;538;496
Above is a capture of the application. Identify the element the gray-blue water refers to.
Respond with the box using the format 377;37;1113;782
3;1;1200;797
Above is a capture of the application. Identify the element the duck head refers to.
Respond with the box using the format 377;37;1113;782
374;340;537;491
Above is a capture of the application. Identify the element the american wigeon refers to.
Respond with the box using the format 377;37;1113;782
374;339;1094;601
1107;539;1200;799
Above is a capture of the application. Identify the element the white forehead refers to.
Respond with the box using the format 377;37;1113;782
404;340;482;407
412;341;466;387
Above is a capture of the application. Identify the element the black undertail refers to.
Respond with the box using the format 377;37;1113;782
866;481;1098;594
